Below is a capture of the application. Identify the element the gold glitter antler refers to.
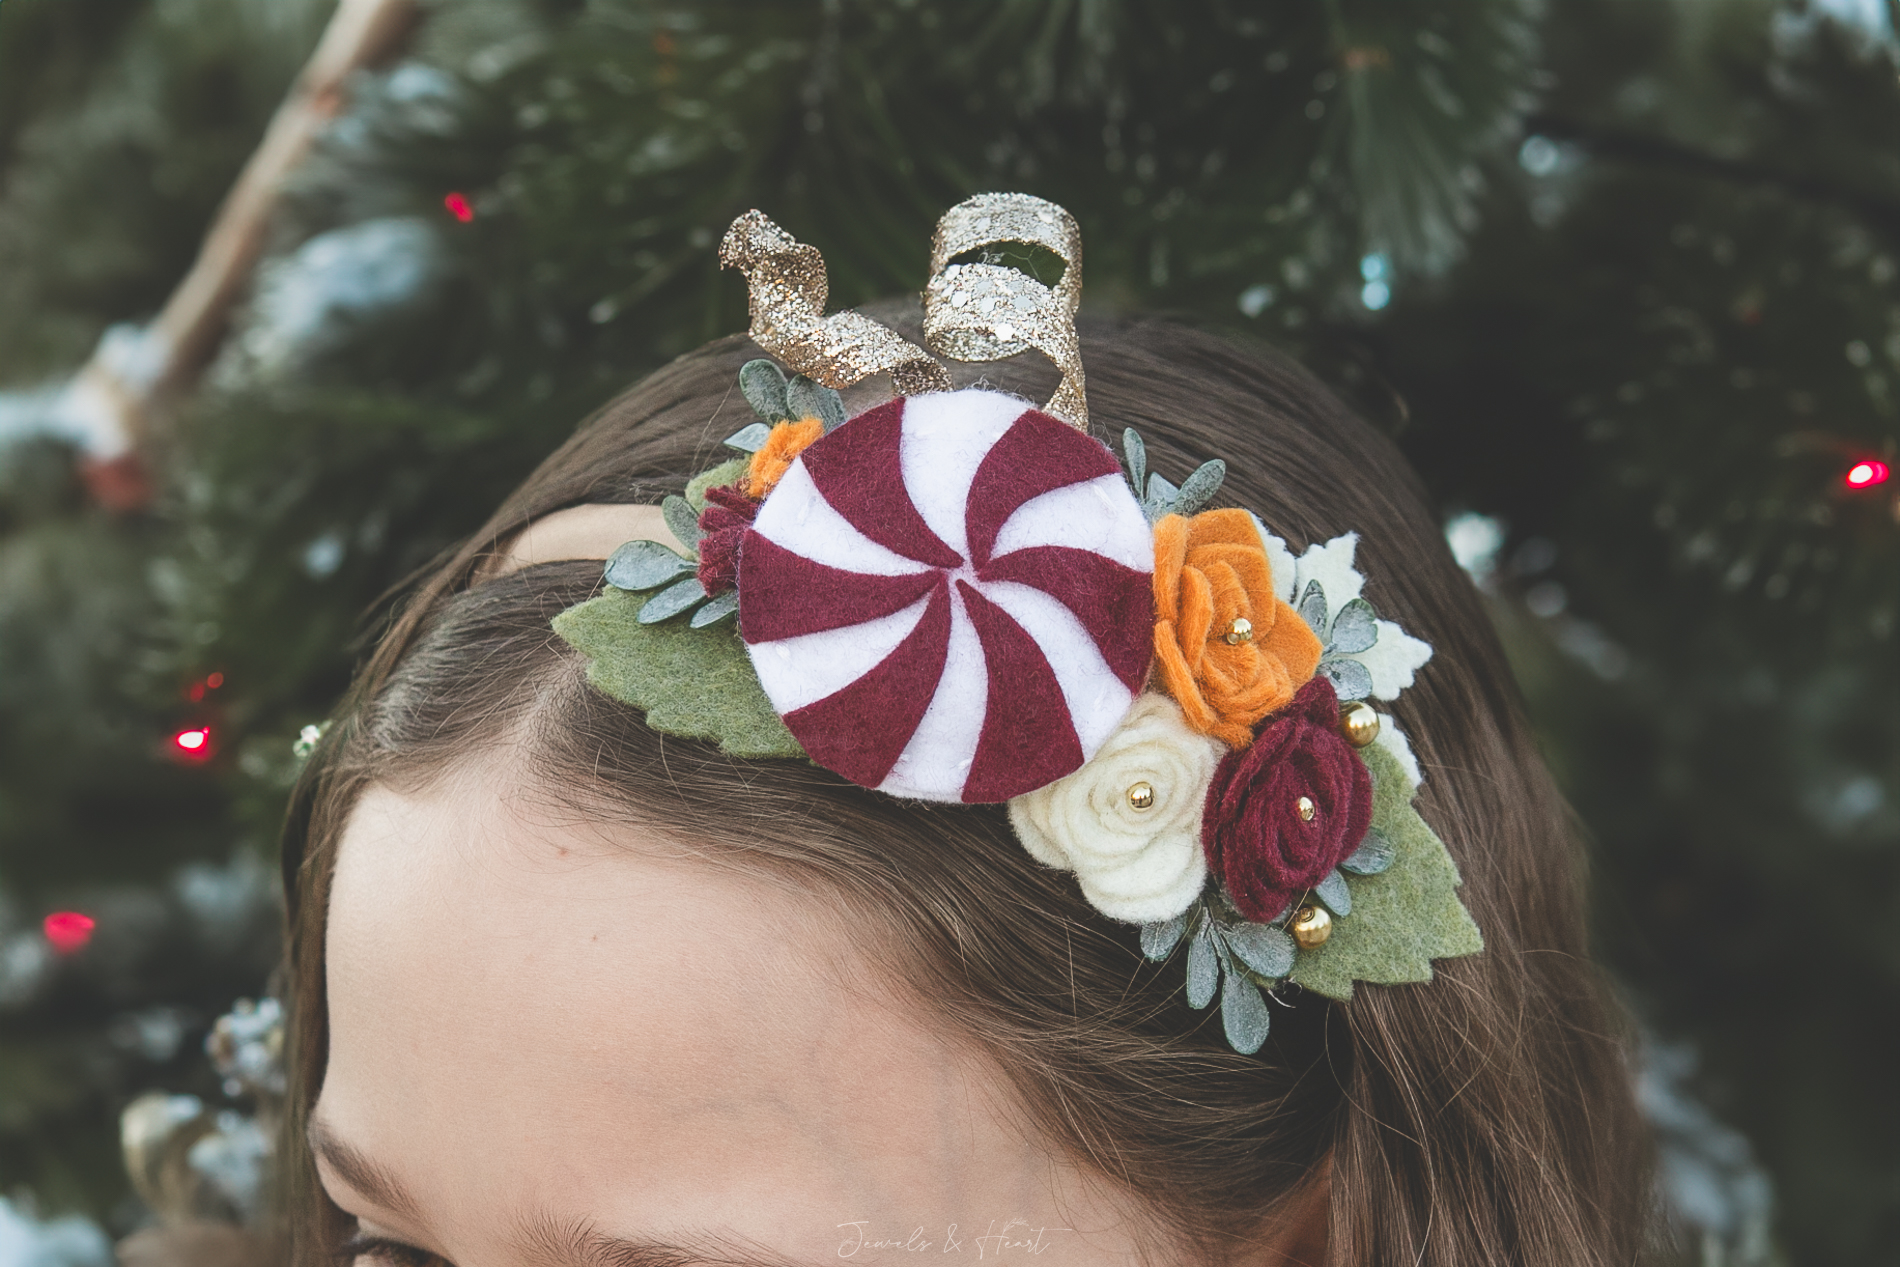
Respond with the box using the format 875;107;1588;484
924;194;1087;428
720;210;952;396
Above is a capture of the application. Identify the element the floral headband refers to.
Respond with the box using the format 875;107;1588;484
554;194;1481;1054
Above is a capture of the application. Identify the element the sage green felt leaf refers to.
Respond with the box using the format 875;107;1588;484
638;576;708;623
1122;428;1147;500
689;590;740;627
604;539;694;591
1222;920;1295;979
1140;911;1187;961
785;374;846;431
739;358;790;421
553;588;804;759
685;457;748;510
1287;741;1483;1001
723;422;773;453
1172;459;1227;517
662;494;703;551
1220;970;1272;1054
1314;868;1352;917
1186;922;1219;1009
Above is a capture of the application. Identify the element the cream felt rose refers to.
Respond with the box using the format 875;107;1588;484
1008;693;1225;923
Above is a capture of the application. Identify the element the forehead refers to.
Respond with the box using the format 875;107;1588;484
320;762;1105;1260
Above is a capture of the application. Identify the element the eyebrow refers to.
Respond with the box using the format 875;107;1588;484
515;1216;826;1267
307;1116;425;1224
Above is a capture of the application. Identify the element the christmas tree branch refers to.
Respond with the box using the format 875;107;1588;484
1525;112;1900;236
73;0;418;506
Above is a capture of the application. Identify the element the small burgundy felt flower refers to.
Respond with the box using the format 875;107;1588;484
696;484;759;595
1202;676;1373;922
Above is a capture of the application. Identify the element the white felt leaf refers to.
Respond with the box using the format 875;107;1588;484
1249;513;1299;604
1372;717;1423;789
1357;619;1434;699
1292;533;1366;618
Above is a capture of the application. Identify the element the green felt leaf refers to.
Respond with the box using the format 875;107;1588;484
1329;598;1378;654
554;588;804;759
1186;921;1219;1009
604;538;694;591
1287;741;1483;1001
1314;867;1352;917
689;589;740;627
638;576;709;623
1121;427;1147;499
739;358;790;421
723;422;773;453
1220;970;1272;1054
1140;910;1187;961
1222;919;1295;979
662;494;703;551
685;457;749;510
785;374;846;431
1172;459;1227;516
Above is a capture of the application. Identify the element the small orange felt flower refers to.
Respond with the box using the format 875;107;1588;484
745;417;826;499
1152;509;1322;748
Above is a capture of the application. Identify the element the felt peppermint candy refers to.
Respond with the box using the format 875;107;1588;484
738;389;1154;803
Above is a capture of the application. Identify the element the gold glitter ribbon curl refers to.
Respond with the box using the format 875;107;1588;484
923;193;1088;429
719;210;952;396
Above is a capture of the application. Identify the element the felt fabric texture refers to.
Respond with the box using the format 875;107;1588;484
1007;693;1223;923
685;457;749;511
694;484;758;595
745;417;825;499
1286;739;1484;1000
552;587;804;759
741;389;1152;803
1202;677;1374;922
1153;510;1323;748
1282;531;1434;700
1372;714;1423;787
957;580;1084;801
781;579;953;787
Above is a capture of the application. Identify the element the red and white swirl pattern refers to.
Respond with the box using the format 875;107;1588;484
738;389;1154;803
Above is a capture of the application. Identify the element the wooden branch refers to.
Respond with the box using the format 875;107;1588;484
74;0;418;484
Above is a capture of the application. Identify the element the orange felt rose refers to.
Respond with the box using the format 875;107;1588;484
745;417;826;499
1151;509;1322;748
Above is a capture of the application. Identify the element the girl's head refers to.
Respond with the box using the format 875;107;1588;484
283;307;1652;1267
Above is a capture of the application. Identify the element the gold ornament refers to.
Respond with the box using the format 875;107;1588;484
1339;702;1380;748
1289;903;1332;949
1126;781;1156;811
1222;616;1254;645
1295;795;1316;822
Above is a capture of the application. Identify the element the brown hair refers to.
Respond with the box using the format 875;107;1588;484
280;312;1654;1266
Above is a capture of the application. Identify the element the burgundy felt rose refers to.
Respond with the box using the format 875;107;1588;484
695;483;759;595
1201;676;1373;922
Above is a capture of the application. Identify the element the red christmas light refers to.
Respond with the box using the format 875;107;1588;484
1844;459;1890;489
444;192;475;223
205;671;225;689
43;911;95;955
171;726;214;761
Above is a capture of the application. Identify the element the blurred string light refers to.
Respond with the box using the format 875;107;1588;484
186;670;225;702
443;191;475;222
42;912;95;955
171;726;214;762
1360;253;1391;310
1844;459;1890;489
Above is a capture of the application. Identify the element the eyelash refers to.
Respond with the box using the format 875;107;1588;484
337;1232;456;1267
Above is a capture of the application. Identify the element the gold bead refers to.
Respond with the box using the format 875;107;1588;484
1295;795;1316;822
1126;781;1156;811
1289;903;1332;949
1340;702;1381;748
1222;616;1254;645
